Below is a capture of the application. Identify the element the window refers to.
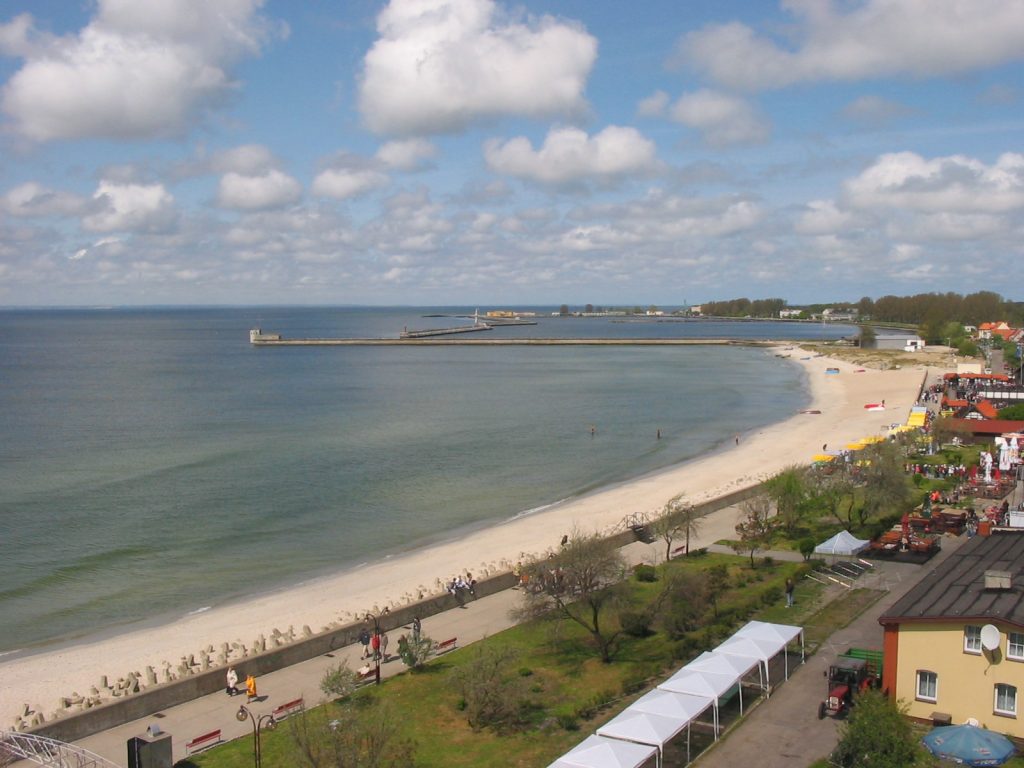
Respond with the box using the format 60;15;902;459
964;625;982;654
1009;632;1024;660
995;684;1017;716
917;670;938;702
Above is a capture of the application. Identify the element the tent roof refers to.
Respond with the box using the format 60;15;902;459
658;666;737;701
596;710;689;748
549;735;658;768
715;634;780;663
734;620;803;646
628;689;714;723
814;529;870;555
687;650;761;678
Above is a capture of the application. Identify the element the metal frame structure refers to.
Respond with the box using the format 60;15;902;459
0;730;121;768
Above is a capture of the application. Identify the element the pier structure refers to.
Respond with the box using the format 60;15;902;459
249;330;774;347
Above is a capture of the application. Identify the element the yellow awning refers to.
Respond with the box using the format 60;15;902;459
812;453;836;462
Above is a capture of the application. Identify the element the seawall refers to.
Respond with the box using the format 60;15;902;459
28;483;764;744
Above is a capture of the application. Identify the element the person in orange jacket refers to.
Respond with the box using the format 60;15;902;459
245;674;257;702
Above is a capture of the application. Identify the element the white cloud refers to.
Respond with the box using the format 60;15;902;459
376;139;437;171
794;199;855;235
212;144;278;175
217;169;302;210
359;0;597;135
844;151;1024;213
83;180;177;232
841;95;914;125
682;0;1024;90
637;90;669;118
1;0;280;141
311;168;390;200
484;126;658;185
3;182;86;217
669;89;769;146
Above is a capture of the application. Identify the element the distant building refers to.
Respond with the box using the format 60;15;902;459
689;305;703;316
879;533;1024;736
862;333;925;351
822;308;857;322
779;309;803;319
979;322;1020;342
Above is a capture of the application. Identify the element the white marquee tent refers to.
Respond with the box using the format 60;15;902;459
686;650;764;693
548;735;658;768
596;710;689;766
657;666;740;736
730;621;805;684
626;690;715;763
814;530;870;556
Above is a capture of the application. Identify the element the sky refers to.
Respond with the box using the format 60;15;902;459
0;0;1022;307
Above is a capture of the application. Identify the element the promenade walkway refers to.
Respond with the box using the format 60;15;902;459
69;504;956;767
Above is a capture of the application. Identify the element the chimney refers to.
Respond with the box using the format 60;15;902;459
984;570;1013;590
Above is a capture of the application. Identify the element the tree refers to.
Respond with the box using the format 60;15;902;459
515;529;629;663
320;661;361;700
650;493;702;561
808;471;856;527
764;467;811;536
397;634;434;670
999;404;1024;420
858;325;876;347
450;644;528;731
855;442;912;528
559;304;569;316
289;701;416;768
832;690;927;768
733;495;776;567
656;570;710;639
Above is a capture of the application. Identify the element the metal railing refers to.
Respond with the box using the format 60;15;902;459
0;730;121;768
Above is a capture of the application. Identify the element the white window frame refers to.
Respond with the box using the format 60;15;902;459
964;625;983;654
917;670;938;703
995;684;1017;717
1008;632;1024;660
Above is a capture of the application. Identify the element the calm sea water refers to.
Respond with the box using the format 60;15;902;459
0;307;848;653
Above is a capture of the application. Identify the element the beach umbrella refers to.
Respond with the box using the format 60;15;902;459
921;724;1016;766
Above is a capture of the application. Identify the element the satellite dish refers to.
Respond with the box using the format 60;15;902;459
981;624;1001;652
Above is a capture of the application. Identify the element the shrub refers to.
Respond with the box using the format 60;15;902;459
633;564;657;582
557;714;580;731
762;555;774;568
798;538;816;560
761;585;783;605
320;661;360;700
518;667;533;677
620;610;654;638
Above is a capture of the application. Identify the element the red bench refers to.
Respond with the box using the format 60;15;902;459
185;729;222;754
435;637;457;654
272;697;304;720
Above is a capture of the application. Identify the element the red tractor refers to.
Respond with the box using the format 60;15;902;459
818;651;882;719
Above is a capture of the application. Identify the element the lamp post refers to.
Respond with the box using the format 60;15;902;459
365;612;381;685
236;705;275;768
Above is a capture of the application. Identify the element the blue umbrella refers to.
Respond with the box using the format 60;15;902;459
922;724;1016;767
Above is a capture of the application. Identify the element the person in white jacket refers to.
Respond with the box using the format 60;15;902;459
226;667;239;696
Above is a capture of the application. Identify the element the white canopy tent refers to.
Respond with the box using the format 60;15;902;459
714;635;783;692
686;650;765;693
814;530;870;556
658;666;740;737
627;689;715;764
548;735;658;768
596;710;690;767
732;621;805;680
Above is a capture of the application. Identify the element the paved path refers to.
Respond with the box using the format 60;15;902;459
694;535;967;768
67;500;958;767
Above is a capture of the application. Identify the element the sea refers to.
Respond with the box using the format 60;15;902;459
0;307;850;656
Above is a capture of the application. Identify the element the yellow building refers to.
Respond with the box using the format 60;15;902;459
879;532;1024;735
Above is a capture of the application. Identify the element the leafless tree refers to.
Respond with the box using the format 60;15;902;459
289;701;416;768
514;529;629;663
649;492;703;561
733;494;776;567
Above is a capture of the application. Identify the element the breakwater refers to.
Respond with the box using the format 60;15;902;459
250;335;775;347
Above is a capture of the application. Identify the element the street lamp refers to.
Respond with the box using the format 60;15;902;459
365;612;381;685
236;705;276;768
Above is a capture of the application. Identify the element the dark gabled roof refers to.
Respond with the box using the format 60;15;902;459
880;533;1024;628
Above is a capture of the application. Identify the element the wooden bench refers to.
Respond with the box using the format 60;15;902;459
272;697;304;721
185;729;222;755
671;545;686;558
435;637;457;654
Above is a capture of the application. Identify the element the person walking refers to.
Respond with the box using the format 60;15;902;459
379;632;389;661
358;627;371;659
412;616;421;642
226;667;238;696
371;631;381;661
245;674;257;702
785;577;795;608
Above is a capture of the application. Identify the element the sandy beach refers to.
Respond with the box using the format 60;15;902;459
0;349;932;729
